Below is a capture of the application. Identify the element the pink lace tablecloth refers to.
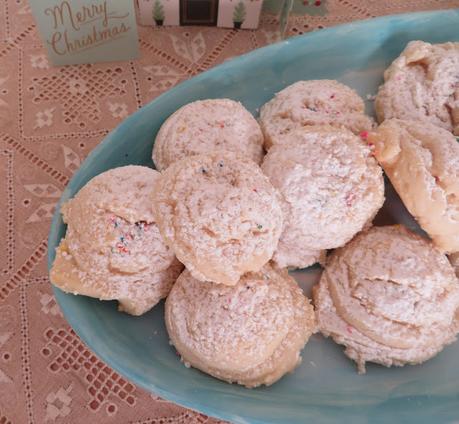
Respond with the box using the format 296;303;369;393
1;1;458;423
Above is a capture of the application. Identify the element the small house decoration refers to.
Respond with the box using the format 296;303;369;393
137;0;264;29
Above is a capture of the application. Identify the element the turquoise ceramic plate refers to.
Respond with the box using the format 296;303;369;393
48;10;459;424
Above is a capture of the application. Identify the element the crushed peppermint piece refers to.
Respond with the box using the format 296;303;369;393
345;191;357;207
360;131;369;140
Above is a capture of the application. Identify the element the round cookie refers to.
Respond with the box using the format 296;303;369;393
369;118;459;253
313;225;459;373
153;152;283;285
259;80;373;148
165;265;316;388
50;166;183;316
261;126;384;269
375;40;459;135
152;99;264;171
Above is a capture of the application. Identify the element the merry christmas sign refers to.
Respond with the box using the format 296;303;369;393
29;0;139;66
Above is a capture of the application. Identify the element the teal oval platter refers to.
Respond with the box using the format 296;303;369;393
48;10;459;424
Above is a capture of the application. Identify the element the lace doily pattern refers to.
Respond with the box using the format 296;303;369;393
1;0;458;422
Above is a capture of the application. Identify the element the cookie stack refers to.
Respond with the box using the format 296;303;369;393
50;40;459;384
151;109;316;387
314;40;459;373
372;41;459;278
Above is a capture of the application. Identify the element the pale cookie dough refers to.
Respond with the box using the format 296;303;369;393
259;80;373;148
261;126;384;269
165;265;316;388
313;225;459;373
375;40;459;135
152;99;264;170
50;166;183;316
449;252;459;278
369;118;459;253
153;153;283;285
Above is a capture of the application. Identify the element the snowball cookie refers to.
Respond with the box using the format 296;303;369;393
153;152;283;285
369;118;459;253
261;126;384;269
165;265;316;388
152;99;264;171
259;80;373;148
50;166;183;316
375;41;459;135
313;225;459;374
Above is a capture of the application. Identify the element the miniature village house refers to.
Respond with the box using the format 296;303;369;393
137;0;264;29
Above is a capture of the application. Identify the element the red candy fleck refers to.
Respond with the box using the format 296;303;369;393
360;131;369;140
330;94;335;99
345;191;357;207
116;243;129;254
366;142;377;157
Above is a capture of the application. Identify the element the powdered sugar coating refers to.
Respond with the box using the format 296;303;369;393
153;153;284;285
50;166;182;316
259;80;373;148
375;41;459;135
313;225;459;373
152;99;264;171
165;265;315;388
369;118;459;253
261;126;384;268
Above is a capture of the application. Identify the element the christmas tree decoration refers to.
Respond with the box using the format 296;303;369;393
153;0;165;26
233;1;247;28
